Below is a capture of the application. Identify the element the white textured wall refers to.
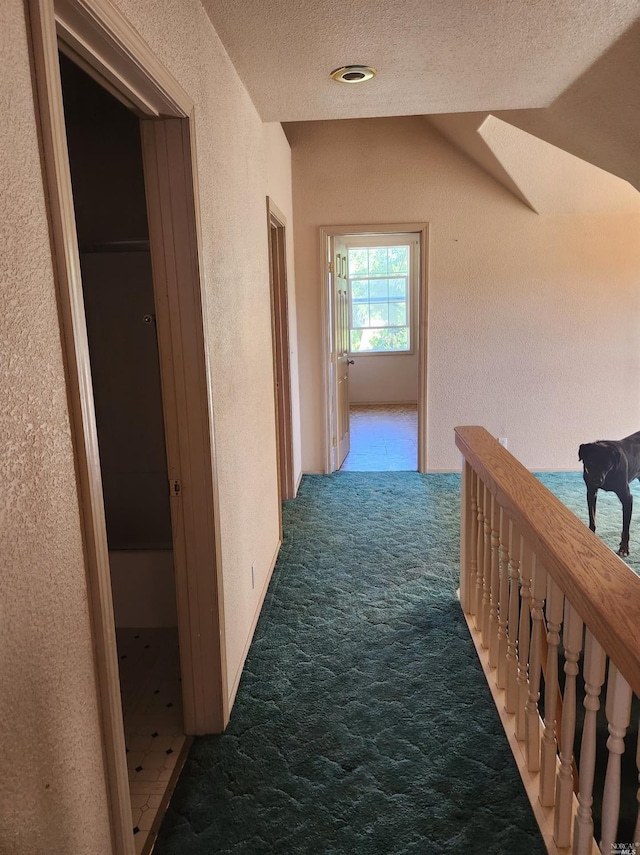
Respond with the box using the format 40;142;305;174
2;0;295;849
287;117;640;472
1;1;112;852
263;123;303;490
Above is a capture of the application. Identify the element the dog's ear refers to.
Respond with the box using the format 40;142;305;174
578;444;585;461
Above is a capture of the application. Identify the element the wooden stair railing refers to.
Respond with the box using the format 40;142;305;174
455;426;640;855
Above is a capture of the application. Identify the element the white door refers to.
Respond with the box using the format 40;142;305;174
334;238;350;467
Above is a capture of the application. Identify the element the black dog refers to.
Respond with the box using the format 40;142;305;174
578;431;640;556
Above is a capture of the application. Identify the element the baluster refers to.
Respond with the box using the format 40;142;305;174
600;663;633;854
504;522;521;713
540;574;564;806
573;630;607;855
495;508;509;688
474;478;486;632
459;461;472;613
481;484;492;645
488;493;500;663
526;555;546;772
467;467;479;617
516;538;533;741
554;600;583;848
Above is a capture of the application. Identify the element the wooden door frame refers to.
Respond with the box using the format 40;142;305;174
267;198;295;506
318;223;430;474
27;1;228;852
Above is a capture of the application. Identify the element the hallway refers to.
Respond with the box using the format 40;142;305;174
154;472;545;854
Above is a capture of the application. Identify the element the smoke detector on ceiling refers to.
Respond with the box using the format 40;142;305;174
330;65;377;83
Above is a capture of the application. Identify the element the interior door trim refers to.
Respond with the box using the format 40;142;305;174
267;197;295;505
318;223;430;474
27;1;227;851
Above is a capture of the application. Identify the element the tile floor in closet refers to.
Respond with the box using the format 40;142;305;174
117;627;188;855
340;403;418;471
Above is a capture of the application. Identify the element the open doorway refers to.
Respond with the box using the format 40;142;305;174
59;53;186;852
30;2;227;848
319;225;429;473
339;234;419;472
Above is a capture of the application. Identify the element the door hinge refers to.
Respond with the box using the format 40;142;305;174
328;260;334;274
332;437;337;448
170;479;182;497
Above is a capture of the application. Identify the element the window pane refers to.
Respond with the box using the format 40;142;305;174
385;328;409;350
375;328;408;351
369;278;388;301
388;246;408;274
388;278;406;298
388;301;407;326
368;247;388;275
352;303;370;328
350;279;369;300
348;249;367;277
357;328;409;352
347;243;412;354
369;303;389;327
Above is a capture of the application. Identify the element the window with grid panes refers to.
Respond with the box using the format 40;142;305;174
347;244;410;353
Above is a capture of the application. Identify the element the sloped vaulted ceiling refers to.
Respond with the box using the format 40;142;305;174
202;0;640;198
495;18;640;192
427;113;640;215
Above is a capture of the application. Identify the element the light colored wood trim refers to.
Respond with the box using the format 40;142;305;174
319;223;429;473
227;540;282;710
455;426;640;697
141;118;228;733
186;110;229;724
417;224;429;474
54;0;192;117
318;227;333;474
267;197;295;505
26;2;133;852
321;222;431;236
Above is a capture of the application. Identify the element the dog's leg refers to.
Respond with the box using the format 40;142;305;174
617;488;632;556
586;486;597;532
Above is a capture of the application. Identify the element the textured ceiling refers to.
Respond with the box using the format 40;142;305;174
202;0;640;201
201;0;639;123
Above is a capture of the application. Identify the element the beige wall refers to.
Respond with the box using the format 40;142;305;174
349;354;418;404
287;117;640;472
107;1;295;700
1;1;113;852
1;0;296;850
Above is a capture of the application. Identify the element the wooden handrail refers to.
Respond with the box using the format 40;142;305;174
455;426;640;698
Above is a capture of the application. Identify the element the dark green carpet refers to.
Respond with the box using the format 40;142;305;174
535;471;640;577
155;472;550;855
